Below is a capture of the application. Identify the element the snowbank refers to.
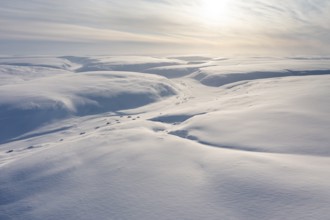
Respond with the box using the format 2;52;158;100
192;57;330;86
170;75;330;156
0;56;74;70
69;56;186;72
0;71;177;143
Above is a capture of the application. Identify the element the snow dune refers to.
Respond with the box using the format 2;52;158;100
65;56;186;73
0;71;176;143
0;65;71;86
193;57;330;86
0;56;330;220
0;56;74;70
169;75;330;156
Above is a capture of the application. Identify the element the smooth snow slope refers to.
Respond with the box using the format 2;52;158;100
0;56;330;220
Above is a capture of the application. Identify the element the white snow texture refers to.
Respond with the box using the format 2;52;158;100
0;55;330;220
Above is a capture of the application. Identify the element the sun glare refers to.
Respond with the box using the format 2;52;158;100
199;0;231;26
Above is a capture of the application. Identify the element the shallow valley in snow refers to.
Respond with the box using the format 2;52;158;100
0;55;330;220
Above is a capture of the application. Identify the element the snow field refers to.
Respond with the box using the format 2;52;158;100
1;55;330;220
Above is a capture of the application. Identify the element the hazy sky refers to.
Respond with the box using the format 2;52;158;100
0;0;329;55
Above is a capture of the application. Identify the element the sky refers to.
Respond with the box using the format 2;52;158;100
0;0;329;56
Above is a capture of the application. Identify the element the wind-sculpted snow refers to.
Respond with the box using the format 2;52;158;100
166;55;215;63
0;71;177;143
0;56;75;70
145;63;211;78
1;56;330;220
0;65;72;85
169;75;330;156
67;56;186;73
192;58;330;87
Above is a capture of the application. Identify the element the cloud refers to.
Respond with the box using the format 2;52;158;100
0;0;329;55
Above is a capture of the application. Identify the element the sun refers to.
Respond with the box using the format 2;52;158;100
199;0;231;26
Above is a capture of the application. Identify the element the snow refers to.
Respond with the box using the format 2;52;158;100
0;56;74;70
0;65;71;85
193;57;330;86
170;75;330;156
1;56;330;220
0;70;176;144
65;55;186;72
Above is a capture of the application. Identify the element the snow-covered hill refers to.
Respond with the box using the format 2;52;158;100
1;55;330;220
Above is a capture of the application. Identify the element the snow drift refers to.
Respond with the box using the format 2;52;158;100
192;57;330;86
170;75;330;156
0;71;177;143
1;56;330;220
